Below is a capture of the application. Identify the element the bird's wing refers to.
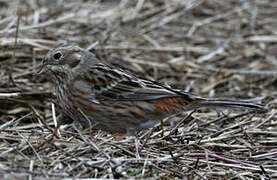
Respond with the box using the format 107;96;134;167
82;63;188;101
72;64;263;111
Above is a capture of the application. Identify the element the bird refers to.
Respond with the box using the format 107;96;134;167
36;45;264;135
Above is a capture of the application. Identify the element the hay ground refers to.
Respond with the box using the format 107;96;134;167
0;0;277;179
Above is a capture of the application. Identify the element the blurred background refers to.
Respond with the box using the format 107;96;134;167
0;0;276;179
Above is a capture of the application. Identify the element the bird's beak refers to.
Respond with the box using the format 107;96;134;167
36;60;47;74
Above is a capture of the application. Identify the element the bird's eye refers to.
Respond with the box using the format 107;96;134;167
53;52;62;60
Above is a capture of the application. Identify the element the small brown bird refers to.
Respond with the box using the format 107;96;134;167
37;45;263;134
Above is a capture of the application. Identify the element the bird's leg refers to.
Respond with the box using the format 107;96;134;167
126;128;141;159
160;119;164;137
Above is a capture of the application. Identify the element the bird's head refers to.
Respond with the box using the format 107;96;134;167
36;45;99;81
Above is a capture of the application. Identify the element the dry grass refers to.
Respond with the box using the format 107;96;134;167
0;0;277;179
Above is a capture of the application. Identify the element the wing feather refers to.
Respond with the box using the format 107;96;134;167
83;64;181;101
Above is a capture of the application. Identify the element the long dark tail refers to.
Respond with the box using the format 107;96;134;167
192;98;264;110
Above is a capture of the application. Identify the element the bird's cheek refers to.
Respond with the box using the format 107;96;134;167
49;65;62;72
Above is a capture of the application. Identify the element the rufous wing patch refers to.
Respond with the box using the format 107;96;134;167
152;97;206;113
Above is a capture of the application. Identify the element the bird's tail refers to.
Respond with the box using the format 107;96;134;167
189;98;264;111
